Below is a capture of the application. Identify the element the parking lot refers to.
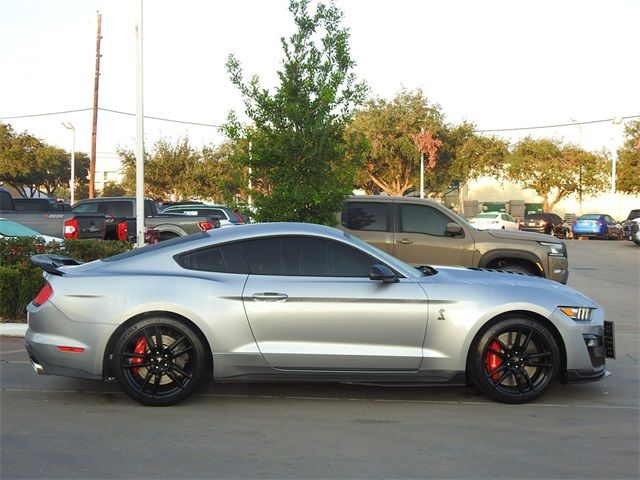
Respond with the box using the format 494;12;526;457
1;239;638;479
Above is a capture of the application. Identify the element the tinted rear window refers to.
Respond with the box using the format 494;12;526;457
102;232;209;262
342;202;389;231
578;214;602;220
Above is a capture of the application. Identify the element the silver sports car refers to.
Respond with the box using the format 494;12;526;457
26;223;614;406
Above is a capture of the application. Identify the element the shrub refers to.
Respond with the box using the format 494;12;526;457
0;238;132;322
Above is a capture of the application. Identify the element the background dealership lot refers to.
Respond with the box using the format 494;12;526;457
1;240;638;479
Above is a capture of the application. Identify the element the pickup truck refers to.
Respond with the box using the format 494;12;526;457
338;195;569;283
72;196;220;241
0;188;105;240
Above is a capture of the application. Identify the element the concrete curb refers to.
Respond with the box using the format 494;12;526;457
0;323;27;337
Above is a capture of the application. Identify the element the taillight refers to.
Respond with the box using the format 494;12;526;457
117;221;128;241
198;221;213;231
33;282;53;307
64;218;79;239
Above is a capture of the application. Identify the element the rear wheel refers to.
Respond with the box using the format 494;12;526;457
113;317;206;406
468;317;560;404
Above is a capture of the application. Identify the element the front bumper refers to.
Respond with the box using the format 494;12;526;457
547;255;569;284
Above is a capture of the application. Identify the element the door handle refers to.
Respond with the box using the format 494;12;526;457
396;238;413;245
252;292;289;302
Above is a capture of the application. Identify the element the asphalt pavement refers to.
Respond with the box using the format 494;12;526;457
1;239;638;479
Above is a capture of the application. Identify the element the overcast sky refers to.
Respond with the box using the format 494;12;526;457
1;0;638;170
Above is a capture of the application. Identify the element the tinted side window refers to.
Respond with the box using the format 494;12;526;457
176;242;248;273
105;201;133;217
242;236;376;277
400;204;452;237
0;191;13;210
73;201;101;213
343;202;388;232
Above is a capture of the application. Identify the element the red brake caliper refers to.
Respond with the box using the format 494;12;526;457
131;337;146;375
486;341;502;381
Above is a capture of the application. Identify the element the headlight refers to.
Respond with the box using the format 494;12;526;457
539;241;566;257
559;306;593;321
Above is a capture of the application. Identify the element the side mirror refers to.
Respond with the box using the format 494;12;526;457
445;222;463;236
369;264;399;283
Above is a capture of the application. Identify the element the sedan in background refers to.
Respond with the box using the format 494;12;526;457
0;218;62;243
26;223;613;406
159;204;245;226
469;212;519;230
519;212;571;238
572;214;624;240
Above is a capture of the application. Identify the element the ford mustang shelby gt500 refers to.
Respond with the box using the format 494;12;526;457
26;223;614;406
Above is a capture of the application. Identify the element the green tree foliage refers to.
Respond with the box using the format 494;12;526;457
0;123;89;199
101;181;128;197
506;137;610;212
199;142;248;205
346;90;507;197
224;0;368;224
120;138;202;201
616;120;640;195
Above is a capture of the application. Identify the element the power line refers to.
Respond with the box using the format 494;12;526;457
1;107;638;132
476;115;640;133
0;108;93;120
98;108;223;128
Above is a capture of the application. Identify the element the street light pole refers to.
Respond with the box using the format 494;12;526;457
420;127;424;199
570;119;583;215
61;122;75;205
135;0;145;248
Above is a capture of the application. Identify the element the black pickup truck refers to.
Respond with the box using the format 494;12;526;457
0;188;105;240
72;196;220;241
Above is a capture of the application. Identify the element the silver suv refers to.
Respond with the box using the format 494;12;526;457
338;196;569;283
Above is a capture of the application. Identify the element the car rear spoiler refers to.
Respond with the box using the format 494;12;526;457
31;254;84;276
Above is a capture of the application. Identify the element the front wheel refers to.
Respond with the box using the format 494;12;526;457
112;317;206;406
468;318;560;404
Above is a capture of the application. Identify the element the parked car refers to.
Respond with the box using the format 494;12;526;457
469;212;519;230
519;212;571;238
338;196;569;284
159;203;245;226
27;222;614;406
625;219;640;246
0;188;105;240
13;197;72;213
572;214;624;240
73;196;219;242
621;209;640;242
0;218;63;243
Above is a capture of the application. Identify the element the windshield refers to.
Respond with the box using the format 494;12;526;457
342;232;423;278
0;219;41;237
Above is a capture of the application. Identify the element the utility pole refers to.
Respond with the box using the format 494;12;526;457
90;12;102;198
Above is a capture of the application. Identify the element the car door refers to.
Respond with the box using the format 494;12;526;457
393;203;473;266
242;235;428;371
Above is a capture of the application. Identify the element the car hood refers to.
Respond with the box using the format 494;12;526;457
421;265;598;308
484;229;556;242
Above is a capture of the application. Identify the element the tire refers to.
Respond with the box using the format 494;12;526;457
112;317;206;406
160;232;180;241
468;317;560;404
498;262;535;276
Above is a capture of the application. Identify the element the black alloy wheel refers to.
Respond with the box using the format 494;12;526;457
469;318;560;404
113;317;206;406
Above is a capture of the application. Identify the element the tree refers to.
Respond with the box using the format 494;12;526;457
224;0;368;224
0;123;43;196
199;142;249;205
346;90;504;197
0;123;89;199
119;138;201;201
506;137;610;212
616;120;640;195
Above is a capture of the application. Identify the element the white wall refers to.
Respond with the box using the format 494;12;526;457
465;176;639;220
